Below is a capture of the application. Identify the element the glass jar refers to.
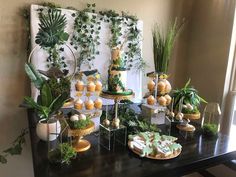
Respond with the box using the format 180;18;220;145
201;103;221;136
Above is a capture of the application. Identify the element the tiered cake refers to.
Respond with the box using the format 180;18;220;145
108;47;127;93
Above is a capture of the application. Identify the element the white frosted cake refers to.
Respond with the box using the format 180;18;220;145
108;47;127;93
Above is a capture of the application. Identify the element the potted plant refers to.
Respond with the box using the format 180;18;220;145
23;63;68;141
172;79;207;119
148;19;184;104
152;19;183;74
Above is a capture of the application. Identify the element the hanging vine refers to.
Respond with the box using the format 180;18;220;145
71;4;101;70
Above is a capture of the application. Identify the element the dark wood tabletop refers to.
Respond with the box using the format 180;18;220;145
27;109;236;177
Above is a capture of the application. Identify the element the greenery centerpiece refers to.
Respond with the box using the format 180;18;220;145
67;114;95;152
23;63;69;141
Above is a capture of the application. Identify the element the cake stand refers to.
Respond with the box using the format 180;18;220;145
68;122;95;152
100;90;134;124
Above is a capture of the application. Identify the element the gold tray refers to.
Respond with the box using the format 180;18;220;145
128;141;181;160
68;122;95;137
183;113;201;120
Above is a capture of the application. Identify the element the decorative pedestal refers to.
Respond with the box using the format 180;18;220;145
68;122;95;152
165;116;179;135
176;113;201;139
141;104;166;125
99;124;127;150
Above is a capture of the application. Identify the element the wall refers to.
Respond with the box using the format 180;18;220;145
186;0;235;106
0;1;193;177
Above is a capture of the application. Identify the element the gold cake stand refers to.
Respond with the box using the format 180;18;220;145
68;122;95;152
100;91;134;120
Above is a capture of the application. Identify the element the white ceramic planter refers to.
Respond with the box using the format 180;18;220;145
36;118;61;141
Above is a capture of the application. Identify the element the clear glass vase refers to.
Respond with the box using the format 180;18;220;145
201;103;221;136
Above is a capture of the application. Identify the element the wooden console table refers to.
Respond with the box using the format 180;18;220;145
27;109;236;177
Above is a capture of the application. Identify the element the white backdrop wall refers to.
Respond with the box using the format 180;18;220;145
30;4;143;104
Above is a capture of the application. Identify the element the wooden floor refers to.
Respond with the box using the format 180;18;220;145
183;160;236;177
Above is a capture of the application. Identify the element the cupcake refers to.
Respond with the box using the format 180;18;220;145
85;99;94;110
87;82;96;92
75;80;85;92
147;95;156;105
147;80;155;92
95;80;103;92
74;98;83;110
94;98;103;109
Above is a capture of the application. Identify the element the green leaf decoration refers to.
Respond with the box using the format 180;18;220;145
0;129;28;164
24;63;44;89
3;144;22;155
40;83;53;107
184;78;191;88
0;155;7;164
153;19;184;73
35;9;69;48
49;92;68;114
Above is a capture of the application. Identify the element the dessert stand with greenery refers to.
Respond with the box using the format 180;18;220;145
68;121;95;152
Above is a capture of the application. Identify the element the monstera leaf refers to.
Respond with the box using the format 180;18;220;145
35;9;69;48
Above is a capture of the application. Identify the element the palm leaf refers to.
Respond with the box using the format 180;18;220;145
25;63;44;89
40;83;53;107
35;9;69;48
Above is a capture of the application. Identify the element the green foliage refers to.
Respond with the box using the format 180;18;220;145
172;79;207;112
202;123;218;137
46;77;71;99
0;129;28;164
182;107;200;114
99;9;145;71
71;3;101;70
108;74;125;92
25;63;45;89
103;102;159;134
36;7;69;70
153;19;184;73
49;143;76;165
36;8;69;48
68;118;92;129
23;82;68;120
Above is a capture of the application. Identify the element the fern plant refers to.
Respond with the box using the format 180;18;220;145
152;19;184;73
35;8;69;48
